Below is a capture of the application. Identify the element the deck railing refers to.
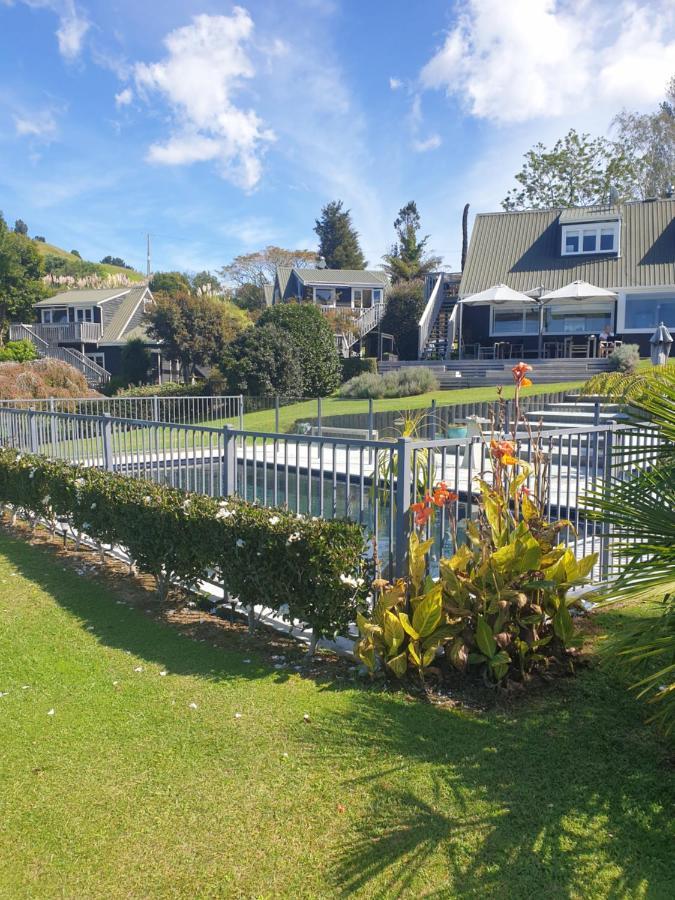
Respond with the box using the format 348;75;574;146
0;395;243;425
0;402;657;580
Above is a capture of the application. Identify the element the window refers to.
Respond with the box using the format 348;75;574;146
313;287;335;305
42;307;68;324
561;221;619;256
624;293;675;330
373;289;382;303
492;308;539;335
545;307;612;334
353;288;373;309
74;308;93;322
86;353;105;368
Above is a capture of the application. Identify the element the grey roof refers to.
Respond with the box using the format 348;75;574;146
263;283;274;306
559;206;621;224
102;286;151;343
295;268;389;286
276;266;293;297
460;199;675;295
35;287;131;307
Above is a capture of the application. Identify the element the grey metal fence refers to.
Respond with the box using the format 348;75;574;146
0;402;657;582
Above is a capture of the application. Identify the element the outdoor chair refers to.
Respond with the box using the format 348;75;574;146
567;337;593;358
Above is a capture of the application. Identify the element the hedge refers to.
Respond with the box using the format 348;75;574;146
340;357;377;382
112;381;210;399
0;448;368;645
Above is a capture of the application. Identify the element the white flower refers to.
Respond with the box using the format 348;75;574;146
28;469;35;479
42;495;50;505
143;496;152;505
47;708;55;716
287;532;301;543
236;539;245;548
90;503;96;510
234;712;242;719
182;500;191;511
215;508;233;520
268;515;280;526
188;702;198;709
133;666;143;673
303;713;310;723
74;478;85;488
159;670;168;677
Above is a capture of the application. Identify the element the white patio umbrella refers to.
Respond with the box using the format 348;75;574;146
456;284;536;359
539;281;618;355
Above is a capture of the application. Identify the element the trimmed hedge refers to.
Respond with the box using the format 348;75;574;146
0;449;368;642
340;357;378;382
112;381;210;398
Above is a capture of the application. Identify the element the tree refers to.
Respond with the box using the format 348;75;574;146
258;303;341;396
314;201;367;269
233;282;266;313
71;250;81;258
220;246;318;290
34;235;46;243
380;280;425;360
149;271;191;296
145;292;250;380
613;76;675;200
13;219;28;236
0;213;46;332
502;129;638;210
191;270;221;295
382;201;442;283
220;323;304;396
101;255;130;268
121;338;153;386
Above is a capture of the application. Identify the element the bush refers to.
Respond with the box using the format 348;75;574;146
0;448;368;643
609;343;640;373
380;280;425;360
340;356;377;382
0;339;38;363
339;367;439;399
113;381;209;398
0;359;94;400
120;338;153;387
220;324;304;397
258;303;341;396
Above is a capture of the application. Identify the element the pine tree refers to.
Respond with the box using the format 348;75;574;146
382;201;441;283
314;201;366;269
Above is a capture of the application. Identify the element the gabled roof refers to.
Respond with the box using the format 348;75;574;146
102;286;151;343
34;287;132;307
460;198;675;295
295;268;389;286
276;266;293;297
263;284;274;306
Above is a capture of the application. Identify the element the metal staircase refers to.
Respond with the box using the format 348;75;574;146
9;323;110;386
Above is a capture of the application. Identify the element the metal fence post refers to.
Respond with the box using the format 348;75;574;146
238;395;245;430
394;436;412;578
101;413;114;472
275;395;280;432
48;399;57;455
317;396;322;436
368;398;374;441
28;408;38;454
594;400;600;426
430;399;437;439
600;423;615;579
152;395;160;422
222;424;236;497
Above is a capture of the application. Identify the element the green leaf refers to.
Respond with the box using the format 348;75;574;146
575;553;598;580
398;612;419;641
489;650;511;681
412;590;442;639
383;610;405;656
553;605;575;644
385;650;407;679
476;615;497;659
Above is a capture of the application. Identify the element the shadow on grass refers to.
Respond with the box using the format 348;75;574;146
312;678;674;897
0;530;278;685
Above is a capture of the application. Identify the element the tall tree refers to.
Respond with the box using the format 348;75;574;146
145;292;250;380
502;129;638;210
220;246;318;289
613;76;675;200
382;201;441;283
148;271;192;296
0;213;46;333
314;201;366;269
13;219;28;236
380;280;426;360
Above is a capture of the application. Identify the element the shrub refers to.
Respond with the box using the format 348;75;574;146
121;338;153;387
339;367;439;399
219;324;304;397
0;359;94;400
609;343;640;373
0;339;38;362
258;303;341;396
340;356;377;382
380;280;425;360
113;381;208;398
0;449;368;644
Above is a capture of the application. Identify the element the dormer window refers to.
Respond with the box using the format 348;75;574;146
561;220;619;256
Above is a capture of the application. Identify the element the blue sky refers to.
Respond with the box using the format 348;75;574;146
1;0;674;277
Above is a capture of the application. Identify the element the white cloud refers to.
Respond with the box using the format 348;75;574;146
420;0;675;123
408;94;442;153
132;10;274;190
114;87;132;108
5;1;89;60
389;77;403;90
413;134;442;152
13;108;59;138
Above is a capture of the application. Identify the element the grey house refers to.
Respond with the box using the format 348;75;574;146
272;266;389;355
457;198;675;356
10;286;164;385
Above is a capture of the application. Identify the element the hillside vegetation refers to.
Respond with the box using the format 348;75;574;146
34;241;145;282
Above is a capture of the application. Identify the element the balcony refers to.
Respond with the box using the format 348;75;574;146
10;322;102;344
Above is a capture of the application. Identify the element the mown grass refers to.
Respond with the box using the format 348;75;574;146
0;530;673;898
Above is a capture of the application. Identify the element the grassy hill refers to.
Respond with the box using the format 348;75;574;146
34;241;145;282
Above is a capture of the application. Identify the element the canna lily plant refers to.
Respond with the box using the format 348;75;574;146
355;363;599;687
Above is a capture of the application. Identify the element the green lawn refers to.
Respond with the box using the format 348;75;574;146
1;530;672;898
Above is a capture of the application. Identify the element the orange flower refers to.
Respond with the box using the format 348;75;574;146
432;482;459;507
411;493;434;525
490;439;515;462
512;361;533;386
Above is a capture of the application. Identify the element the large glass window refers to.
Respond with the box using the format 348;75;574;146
561;221;619;255
545;308;612;334
492;308;540;335
353;288;373;309
42;307;68;324
565;231;579;253
314;287;334;305
624;294;675;330
582;230;597;252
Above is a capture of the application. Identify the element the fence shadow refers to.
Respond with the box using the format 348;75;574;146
307;684;673;898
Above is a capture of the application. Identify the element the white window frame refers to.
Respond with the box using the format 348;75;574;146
489;307;540;337
618;287;675;333
73;307;93;322
42;307;68;324
561;221;620;256
544;304;613;335
86;352;105;368
312;286;336;305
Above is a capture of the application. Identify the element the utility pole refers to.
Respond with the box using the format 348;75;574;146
146;233;151;279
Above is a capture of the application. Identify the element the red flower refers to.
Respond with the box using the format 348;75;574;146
411;493;434;525
512;361;533;387
432;482;459;507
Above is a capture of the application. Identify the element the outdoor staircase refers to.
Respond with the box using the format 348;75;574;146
9;323;111;387
379;357;613;387
335;303;385;357
420;296;457;359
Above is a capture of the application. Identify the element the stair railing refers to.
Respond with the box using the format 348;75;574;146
417;274;442;359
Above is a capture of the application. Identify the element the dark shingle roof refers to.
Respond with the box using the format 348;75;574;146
460;199;675;295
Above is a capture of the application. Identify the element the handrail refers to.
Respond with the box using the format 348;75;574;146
9;323;49;351
417;275;442;358
444;303;459;359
